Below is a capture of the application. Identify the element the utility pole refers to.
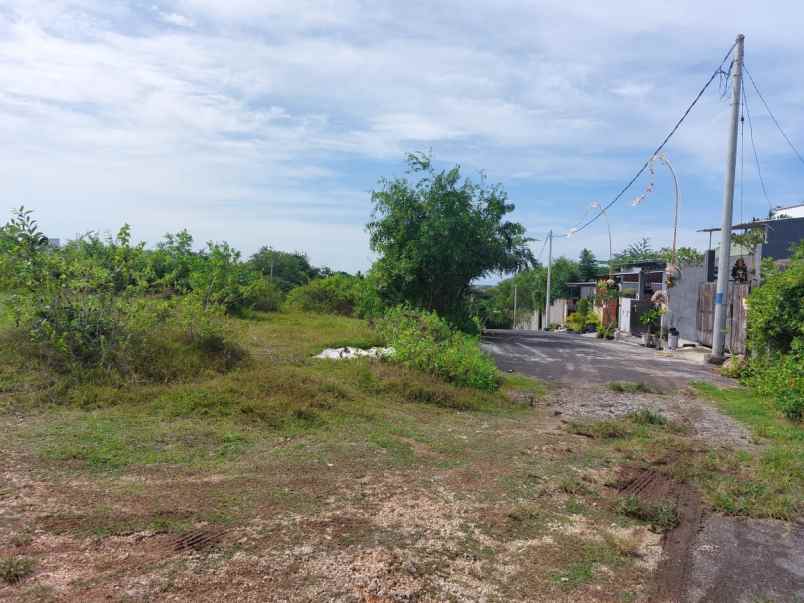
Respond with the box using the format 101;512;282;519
512;283;518;329
545;230;553;330
712;34;744;361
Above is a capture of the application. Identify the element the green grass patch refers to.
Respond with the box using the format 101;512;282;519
502;372;547;396
616;496;679;532
691;382;803;520
550;538;625;590
6;311;520;472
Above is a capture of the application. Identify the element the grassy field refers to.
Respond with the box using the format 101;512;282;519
0;304;801;601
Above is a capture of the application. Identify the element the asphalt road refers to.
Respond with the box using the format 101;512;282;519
481;329;725;389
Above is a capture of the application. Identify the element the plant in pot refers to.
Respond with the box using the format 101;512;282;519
639;307;663;347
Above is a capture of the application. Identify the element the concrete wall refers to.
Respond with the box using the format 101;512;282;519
517;299;568;330
666;265;706;342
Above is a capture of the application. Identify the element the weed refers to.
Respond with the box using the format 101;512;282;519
558;477;592;496
0;556;35;584
602;531;642;558
550;538;625;590
617;496;679;532
628;409;667;426
607;381;660;394
567;419;631;439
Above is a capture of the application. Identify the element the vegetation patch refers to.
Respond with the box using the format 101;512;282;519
687;383;803;520
377;306;500;391
0;556;35;585
617;496;679;533
608;381;662;395
743;241;804;421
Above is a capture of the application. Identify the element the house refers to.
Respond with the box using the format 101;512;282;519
703;203;804;282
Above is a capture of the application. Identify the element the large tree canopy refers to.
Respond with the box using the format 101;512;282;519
249;247;321;292
367;154;533;324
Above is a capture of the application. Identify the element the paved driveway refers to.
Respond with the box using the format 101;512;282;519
481;329;725;389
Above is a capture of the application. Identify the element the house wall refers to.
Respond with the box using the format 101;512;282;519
519;299;569;329
666;265;707;342
761;217;804;260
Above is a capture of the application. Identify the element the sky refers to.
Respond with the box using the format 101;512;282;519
2;1;804;277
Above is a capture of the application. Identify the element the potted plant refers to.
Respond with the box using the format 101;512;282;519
639;307;662;347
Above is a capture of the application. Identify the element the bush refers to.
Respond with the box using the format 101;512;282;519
13;292;243;382
745;242;804;421
376;306;500;391
0;209;244;383
284;274;382;318
566;306;600;333
248;277;283;312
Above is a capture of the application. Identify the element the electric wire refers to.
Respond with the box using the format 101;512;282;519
742;83;773;210
744;64;804;168
535;235;549;263
567;40;739;235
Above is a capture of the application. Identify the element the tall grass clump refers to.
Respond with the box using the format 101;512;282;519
377;306;500;391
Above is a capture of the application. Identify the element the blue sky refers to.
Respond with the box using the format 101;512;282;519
2;1;803;276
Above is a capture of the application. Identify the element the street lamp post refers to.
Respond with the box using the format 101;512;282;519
633;153;682;348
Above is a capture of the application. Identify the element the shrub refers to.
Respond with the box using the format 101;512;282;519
566;308;600;333
0;556;35;584
0;209;244;383
376;306;500;391
248;277;283;312
745;242;804;421
284;274;382;318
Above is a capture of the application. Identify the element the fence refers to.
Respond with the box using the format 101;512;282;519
696;282;750;354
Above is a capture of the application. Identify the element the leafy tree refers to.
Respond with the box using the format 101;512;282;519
367;153;533;326
249;248;320;292
578;248;599;281
612;238;656;269
477;258;580;328
658;246;704;267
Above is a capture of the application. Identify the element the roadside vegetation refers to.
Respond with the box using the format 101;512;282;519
741;241;804;420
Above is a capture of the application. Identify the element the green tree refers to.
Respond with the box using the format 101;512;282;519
578;248;599;281
658;246;704;267
612;238;656;269
367;153;533;326
478;258;580;328
249;248;320;293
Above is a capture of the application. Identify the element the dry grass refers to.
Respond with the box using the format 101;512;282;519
0;305;797;600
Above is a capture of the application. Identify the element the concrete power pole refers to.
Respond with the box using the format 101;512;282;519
545;230;553;330
712;34;745;360
512;283;518;329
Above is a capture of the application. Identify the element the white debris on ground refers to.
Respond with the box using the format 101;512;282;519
314;346;395;360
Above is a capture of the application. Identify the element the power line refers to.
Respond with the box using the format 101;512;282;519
535;235;549;263
742;83;773;210
744;64;804;168
569;40;739;235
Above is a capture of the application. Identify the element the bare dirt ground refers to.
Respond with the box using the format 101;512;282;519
1;382;800;602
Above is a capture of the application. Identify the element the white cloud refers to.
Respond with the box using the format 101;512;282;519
1;0;803;272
